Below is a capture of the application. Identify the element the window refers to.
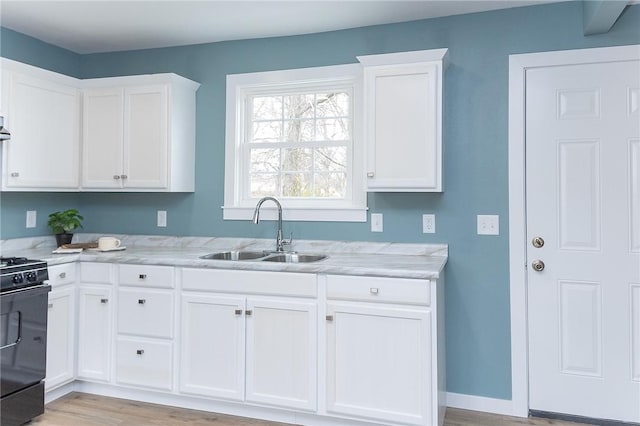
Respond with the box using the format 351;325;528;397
224;64;366;222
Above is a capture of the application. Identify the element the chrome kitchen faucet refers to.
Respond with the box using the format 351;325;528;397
252;196;292;252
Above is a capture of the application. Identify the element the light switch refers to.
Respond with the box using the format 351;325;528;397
157;210;167;227
371;213;383;232
477;215;499;235
26;210;36;228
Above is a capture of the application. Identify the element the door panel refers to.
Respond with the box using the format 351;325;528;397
526;60;640;422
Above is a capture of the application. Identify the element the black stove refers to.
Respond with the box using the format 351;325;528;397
0;257;49;293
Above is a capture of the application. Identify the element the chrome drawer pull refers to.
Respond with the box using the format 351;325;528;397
138;299;146;305
59;272;66;279
138;274;147;279
121;174;128;179
113;175;121;180
326;315;334;321
136;349;144;355
234;309;243;315
48;303;54;309
100;298;108;304
370;287;379;295
245;310;253;316
10;172;19;177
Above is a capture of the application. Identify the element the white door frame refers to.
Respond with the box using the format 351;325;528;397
508;44;640;418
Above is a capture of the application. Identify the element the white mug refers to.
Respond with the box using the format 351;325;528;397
98;236;121;250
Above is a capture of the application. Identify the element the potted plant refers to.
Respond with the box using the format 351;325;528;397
48;209;84;247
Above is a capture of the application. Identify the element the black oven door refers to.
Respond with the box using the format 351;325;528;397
0;285;51;398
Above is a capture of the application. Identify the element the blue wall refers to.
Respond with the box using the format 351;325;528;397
1;2;639;400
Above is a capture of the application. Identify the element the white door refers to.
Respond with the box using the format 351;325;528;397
179;294;245;401
82;88;124;189
45;287;75;390
123;85;168;189
325;301;431;425
245;297;317;411
526;59;640;422
76;286;112;382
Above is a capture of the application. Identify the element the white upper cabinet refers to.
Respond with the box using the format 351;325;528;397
82;75;199;191
1;59;80;190
358;49;448;192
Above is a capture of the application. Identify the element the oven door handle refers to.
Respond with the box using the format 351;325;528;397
0;312;22;350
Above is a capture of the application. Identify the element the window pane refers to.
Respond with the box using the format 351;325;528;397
284;119;314;142
314;172;347;198
315;147;347;171
250;148;280;172
250;173;279;198
282;173;312;197
252;96;283;120
317;118;349;141
316;92;349;117
252;121;282;143
284;94;315;119
282;148;312;171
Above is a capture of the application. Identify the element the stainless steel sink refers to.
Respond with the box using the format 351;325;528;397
199;251;268;261
261;253;328;263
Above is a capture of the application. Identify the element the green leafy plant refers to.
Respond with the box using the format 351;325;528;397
47;209;84;234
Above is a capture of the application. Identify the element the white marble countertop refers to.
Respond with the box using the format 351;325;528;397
1;234;447;280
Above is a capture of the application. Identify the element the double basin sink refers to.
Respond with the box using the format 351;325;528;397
200;251;327;263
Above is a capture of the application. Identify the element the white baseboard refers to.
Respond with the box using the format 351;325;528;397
446;392;521;417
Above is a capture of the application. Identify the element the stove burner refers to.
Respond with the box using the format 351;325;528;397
0;257;30;266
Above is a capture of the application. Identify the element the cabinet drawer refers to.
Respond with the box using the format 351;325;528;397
326;275;430;306
182;268;316;297
119;264;173;288
47;263;76;287
80;262;113;284
117;288;174;338
115;337;172;391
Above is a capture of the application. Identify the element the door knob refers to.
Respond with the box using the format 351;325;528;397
532;260;545;271
532;236;545;248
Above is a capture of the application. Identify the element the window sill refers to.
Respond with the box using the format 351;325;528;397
222;206;368;222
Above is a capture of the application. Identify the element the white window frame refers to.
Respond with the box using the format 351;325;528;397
223;64;366;222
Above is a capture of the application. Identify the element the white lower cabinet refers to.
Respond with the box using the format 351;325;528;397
45;263;77;391
76;263;114;382
115;264;175;391
179;268;317;412
115;337;173;391
325;274;444;426
76;285;113;381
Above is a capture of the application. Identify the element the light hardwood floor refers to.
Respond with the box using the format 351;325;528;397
32;393;591;426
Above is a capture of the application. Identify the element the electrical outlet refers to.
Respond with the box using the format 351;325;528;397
422;214;435;233
477;214;499;235
371;213;383;232
26;210;36;228
157;210;167;227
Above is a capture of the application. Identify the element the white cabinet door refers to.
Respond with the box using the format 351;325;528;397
326;301;432;425
45;286;75;390
2;71;79;190
123;85;168;189
82;88;124;188
77;285;112;382
179;294;246;401
245;298;317;411
359;50;446;192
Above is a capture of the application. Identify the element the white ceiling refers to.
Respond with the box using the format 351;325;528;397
0;1;559;54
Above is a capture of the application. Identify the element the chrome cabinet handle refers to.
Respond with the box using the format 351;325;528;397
139;274;147;280
59;272;66;279
114;175;121;180
136;349;144;355
121;174;128;179
245;310;253;316
234;309;243;315
48;303;54;309
367;172;374;178
138;299;146;305
10;172;19;177
326;315;334;321
100;298;108;304
370;287;379;295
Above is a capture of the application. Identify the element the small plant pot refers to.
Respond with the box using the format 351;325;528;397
55;233;73;247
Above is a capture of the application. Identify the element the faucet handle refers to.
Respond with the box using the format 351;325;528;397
283;232;293;248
